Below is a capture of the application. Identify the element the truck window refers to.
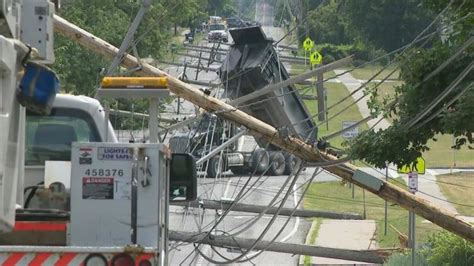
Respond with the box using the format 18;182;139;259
209;24;225;31
25;108;101;165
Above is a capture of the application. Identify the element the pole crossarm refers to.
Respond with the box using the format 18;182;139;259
53;15;474;241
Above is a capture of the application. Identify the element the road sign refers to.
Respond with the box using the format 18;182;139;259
398;157;426;174
303;37;314;52
310;51;322;66
342;121;359;139
408;172;418;193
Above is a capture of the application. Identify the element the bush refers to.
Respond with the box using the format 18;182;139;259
385;232;474;266
424;232;474;266
313;42;374;64
385;251;429;266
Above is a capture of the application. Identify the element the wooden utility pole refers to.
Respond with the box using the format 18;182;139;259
171;199;363;219
53;15;474;242
169;230;393;263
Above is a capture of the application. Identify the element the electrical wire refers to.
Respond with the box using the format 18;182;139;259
412;82;473;130
177;133;280;264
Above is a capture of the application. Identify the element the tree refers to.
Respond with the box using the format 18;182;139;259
342;0;435;52
53;0;241;96
347;0;473;168
207;0;235;17
306;0;351;45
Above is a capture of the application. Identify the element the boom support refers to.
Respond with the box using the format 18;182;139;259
53;15;474;242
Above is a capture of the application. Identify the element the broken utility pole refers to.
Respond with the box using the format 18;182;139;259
169;230;394;263
171;199;363;219
53;15;474;242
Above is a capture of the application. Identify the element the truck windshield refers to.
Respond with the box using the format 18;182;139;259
209;24;225;31
25;108;101;165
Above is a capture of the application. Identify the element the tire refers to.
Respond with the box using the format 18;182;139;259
268;152;285;176
207;156;225;178
283;153;299;175
250;148;269;174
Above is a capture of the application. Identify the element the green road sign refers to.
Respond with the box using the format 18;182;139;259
303;37;314;52
310;51;322;66
398;157;426;174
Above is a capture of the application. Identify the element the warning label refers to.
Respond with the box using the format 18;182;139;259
79;148;92;164
97;147;132;161
82;177;114;199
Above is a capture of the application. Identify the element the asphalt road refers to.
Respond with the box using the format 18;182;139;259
168;169;340;265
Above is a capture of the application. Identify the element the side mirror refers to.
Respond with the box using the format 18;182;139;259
169;153;197;202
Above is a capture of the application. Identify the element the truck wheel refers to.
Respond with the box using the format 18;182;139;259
230;166;249;175
250;148;269;174
207;156;225;178
283;154;299;175
268;152;285;176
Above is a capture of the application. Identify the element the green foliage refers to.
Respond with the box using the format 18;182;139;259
386;231;474;266
207;0;235;17
342;0;435;52
385;251;430;266
315;42;371;63
53;0;171;96
424;231;474;265
347;1;473;168
307;0;351;45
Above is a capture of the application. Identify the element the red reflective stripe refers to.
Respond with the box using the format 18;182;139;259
29;253;52;266
14;222;67;232
3;253;25;265
135;254;154;266
54;253;76;266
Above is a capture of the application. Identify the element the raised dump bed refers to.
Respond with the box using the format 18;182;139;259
219;26;317;143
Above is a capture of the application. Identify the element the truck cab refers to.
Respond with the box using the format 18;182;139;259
24;94;117;191
207;24;228;43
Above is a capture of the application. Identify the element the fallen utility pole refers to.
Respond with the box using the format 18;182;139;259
169;230;392;263
54;15;474;241
171;199;363;219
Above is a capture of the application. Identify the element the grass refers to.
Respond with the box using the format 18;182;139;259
303;82;369;148
339;64;473;168
437;172;474;216
343;64;401;81
423;135;473;168
290;60;368;148
303;179;442;248
303;219;321;266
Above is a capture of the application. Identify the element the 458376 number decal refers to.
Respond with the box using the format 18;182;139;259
84;169;124;177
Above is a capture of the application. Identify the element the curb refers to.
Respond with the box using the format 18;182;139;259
298;219;319;265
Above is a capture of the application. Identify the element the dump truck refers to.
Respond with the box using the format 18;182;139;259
169;26;317;178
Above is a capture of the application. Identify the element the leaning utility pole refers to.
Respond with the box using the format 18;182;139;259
53;15;474;242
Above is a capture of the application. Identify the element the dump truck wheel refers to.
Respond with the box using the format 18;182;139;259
250;148;269;174
268;152;285;176
207;156;225;178
283;153;299;175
